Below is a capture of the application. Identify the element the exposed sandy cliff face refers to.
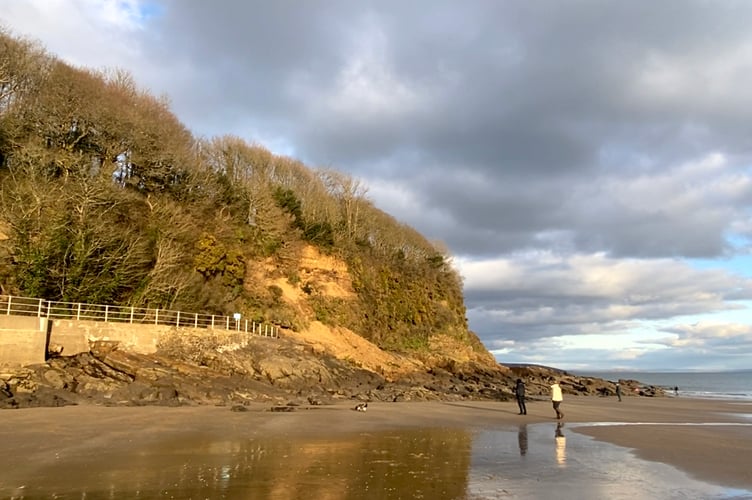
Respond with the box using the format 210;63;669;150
258;245;501;377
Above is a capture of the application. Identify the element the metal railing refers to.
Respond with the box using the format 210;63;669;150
0;294;278;337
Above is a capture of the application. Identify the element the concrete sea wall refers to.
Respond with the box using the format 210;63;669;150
0;315;48;366
0;315;252;367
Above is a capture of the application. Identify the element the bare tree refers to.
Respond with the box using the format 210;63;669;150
319;169;369;242
0;29;49;116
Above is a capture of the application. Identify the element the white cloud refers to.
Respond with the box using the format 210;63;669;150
660;321;752;349
1;0;148;68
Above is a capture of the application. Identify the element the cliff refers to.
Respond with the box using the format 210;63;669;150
0;245;662;408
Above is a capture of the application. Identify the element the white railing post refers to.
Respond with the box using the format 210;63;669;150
130;306;134;323
104;305;109;322
46;301;51;318
226;317;229;330
155;308;159;325
77;303;81;320
38;298;43;317
195;313;198;328
176;311;180;327
6;295;11;315
211;315;215;329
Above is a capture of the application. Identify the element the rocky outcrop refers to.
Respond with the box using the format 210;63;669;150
0;332;663;409
505;364;664;398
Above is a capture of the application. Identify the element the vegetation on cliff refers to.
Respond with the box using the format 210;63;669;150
0;29;476;356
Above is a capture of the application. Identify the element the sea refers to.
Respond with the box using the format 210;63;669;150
577;370;752;401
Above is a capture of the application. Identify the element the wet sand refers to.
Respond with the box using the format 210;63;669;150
0;396;750;497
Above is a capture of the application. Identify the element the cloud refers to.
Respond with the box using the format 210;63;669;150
460;253;752;342
659;321;752;351
0;0;150;68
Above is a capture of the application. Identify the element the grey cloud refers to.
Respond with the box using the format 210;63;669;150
132;2;752;259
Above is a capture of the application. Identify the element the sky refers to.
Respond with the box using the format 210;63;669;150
2;0;752;372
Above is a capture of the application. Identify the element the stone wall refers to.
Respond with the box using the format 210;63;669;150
0;315;46;330
49;319;178;355
0;316;47;367
0;315;257;367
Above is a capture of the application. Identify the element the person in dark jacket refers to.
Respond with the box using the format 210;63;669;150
515;378;527;415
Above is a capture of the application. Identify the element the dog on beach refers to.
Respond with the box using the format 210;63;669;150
354;402;368;412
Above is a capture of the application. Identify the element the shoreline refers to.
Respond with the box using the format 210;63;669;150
1;396;750;494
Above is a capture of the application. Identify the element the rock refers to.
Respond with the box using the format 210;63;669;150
89;340;120;358
270;406;295;412
0;380;12;398
47;343;64;357
42;369;70;389
0;332;662;409
75;375;126;398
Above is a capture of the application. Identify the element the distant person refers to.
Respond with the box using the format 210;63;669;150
550;381;564;419
674;386;679;396
515;378;527;415
615;382;622;402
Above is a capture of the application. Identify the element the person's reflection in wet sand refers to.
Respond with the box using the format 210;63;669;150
517;424;528;456
555;422;566;466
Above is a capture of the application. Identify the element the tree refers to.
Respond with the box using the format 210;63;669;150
0;156;154;302
319;169;368;242
0;29;50;169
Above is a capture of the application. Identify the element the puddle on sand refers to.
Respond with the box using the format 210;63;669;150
1;425;749;499
468;424;751;500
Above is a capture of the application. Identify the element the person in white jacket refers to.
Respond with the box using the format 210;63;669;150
550;381;564;420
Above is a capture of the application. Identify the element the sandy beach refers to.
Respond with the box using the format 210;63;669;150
1;396;750;498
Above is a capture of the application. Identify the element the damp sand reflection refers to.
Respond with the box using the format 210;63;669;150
3;424;750;499
3;428;472;499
